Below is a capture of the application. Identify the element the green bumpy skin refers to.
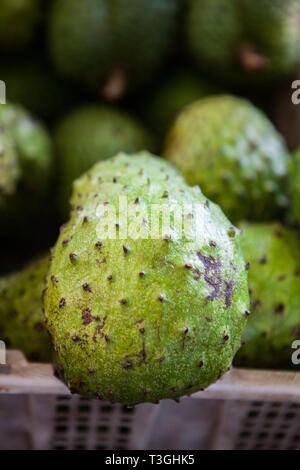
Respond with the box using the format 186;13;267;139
0;0;41;51
54;105;154;217
143;70;219;140
163;95;290;223
235;222;300;370
44;151;249;405
290;146;300;226
0;255;52;363
0;57;79;122
48;0;180;93
186;0;300;85
0;103;53;226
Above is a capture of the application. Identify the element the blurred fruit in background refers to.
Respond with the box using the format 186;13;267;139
235;222;300;370
186;0;300;87
142;68;220;142
0;0;41;52
54;105;154;217
0;103;53;231
164;95;290;222
0;254;52;363
0;55;81;122
48;0;182;99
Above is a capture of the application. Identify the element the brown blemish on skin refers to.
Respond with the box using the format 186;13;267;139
259;255;267;264
197;252;234;307
274;303;285;315
59;298;66;308
82;307;93;325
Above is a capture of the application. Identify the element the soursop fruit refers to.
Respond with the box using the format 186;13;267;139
143;70;219;140
48;0;180;97
186;0;300;86
290;145;300;226
0;255;52;363
44;151;249;405
0;103;53;228
235;222;300;370
0;0;41;51
54;105;154;217
164;95;290;222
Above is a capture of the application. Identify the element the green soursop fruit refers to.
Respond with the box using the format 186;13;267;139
164;95;290;222
186;0;300;86
54;105;154;217
0;56;79;122
0;103;53;228
143;70;220;140
0;0;41;51
290;145;300;226
48;0;180;97
44;151;249;405
0;255;52;362
235;222;300;370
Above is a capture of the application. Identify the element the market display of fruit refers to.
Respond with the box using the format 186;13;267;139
1;0;300;409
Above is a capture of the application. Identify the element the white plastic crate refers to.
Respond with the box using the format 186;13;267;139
1;351;300;450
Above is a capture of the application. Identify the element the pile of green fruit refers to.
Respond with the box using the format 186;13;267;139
1;0;300;406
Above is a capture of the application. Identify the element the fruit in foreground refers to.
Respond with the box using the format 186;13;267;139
54;105;154;217
0;255;52;363
235;222;300;370
186;0;300;85
164;95;290;222
44;151;249;404
0;103;53;229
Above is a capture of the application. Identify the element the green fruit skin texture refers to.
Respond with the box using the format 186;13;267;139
144;70;219;139
0;255;52;363
0;0;40;51
45;151;249;405
48;0;180;91
186;0;300;85
164;95;290;223
235;222;300;370
54;105;154;217
290;146;300;226
0;103;53;226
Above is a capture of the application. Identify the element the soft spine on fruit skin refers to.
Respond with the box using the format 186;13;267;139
44;151;249;405
0;255;52;363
